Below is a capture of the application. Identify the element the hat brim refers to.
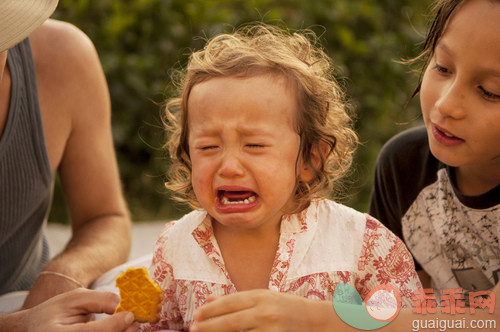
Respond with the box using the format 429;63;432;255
0;0;59;52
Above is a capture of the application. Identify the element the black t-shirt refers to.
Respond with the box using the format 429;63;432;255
369;126;500;293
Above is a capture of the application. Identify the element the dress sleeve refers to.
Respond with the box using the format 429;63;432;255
139;221;184;331
356;215;422;308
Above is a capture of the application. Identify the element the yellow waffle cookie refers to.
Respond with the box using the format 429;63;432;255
114;267;162;323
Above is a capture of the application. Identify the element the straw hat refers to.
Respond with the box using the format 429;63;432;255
0;0;59;52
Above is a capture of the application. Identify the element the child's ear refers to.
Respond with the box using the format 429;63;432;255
299;163;315;183
298;142;329;182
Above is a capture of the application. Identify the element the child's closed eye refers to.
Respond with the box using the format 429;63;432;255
246;144;265;148
478;86;500;101
199;145;219;151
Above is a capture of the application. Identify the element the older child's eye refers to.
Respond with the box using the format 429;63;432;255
479;86;500;101
433;63;450;74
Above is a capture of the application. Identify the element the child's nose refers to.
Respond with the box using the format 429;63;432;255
218;151;244;178
435;81;467;119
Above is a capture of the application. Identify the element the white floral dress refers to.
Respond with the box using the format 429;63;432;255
140;199;421;331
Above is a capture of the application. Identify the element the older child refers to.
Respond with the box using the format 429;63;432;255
370;0;500;299
142;23;421;331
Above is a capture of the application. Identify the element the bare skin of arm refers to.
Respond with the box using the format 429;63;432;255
21;19;131;308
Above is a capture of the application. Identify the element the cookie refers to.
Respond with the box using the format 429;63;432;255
114;267;162;323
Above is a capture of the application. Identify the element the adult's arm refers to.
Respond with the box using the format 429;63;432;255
22;19;131;308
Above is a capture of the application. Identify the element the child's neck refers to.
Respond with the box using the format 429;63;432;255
454;165;500;196
212;220;281;291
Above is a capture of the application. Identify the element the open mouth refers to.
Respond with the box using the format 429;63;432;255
440;128;457;138
433;124;464;142
218;190;257;205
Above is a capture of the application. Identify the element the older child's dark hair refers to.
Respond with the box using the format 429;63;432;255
409;0;499;97
163;23;358;212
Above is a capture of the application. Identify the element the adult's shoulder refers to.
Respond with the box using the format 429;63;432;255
28;19;105;98
29;19;97;66
25;19;110;171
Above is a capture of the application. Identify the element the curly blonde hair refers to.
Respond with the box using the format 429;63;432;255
164;23;358;212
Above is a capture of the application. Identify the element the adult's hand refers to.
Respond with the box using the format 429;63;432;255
191;289;337;332
2;288;137;332
22;270;83;310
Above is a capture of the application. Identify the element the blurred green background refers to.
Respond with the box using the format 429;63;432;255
49;0;430;223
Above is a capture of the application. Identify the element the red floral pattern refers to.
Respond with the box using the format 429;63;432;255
139;200;421;331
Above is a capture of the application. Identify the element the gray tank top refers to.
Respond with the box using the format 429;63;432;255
0;39;53;295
